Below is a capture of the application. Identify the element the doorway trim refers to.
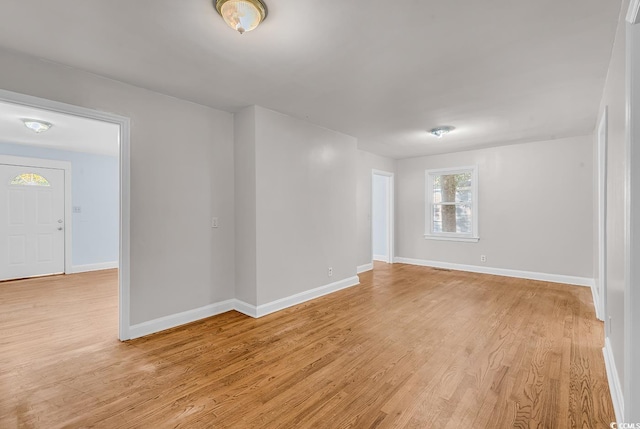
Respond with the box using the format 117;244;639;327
0;155;72;275
596;107;608;322
0;88;131;341
371;169;395;264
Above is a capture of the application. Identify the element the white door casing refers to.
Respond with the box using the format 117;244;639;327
0;164;65;280
597;107;608;322
0;88;130;341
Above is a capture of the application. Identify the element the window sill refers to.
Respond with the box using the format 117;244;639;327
424;235;480;243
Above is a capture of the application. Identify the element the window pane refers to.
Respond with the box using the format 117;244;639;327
10;173;50;187
432;172;471;203
432;204;472;234
433;205;442;232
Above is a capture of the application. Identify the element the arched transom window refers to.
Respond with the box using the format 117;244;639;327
10;173;51;187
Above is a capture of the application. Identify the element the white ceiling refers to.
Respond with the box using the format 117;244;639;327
0;101;120;156
0;0;623;158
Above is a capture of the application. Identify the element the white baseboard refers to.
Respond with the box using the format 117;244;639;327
70;261;119;274
357;262;373;273
234;275;360;319
128;299;236;340
603;337;624;422
393;257;595;288
128;276;360;339
233;299;258;318
373;254;389;263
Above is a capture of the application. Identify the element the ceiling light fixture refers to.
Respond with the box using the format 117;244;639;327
215;0;267;34
429;126;455;138
21;119;53;134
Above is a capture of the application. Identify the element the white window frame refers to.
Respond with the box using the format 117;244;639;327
425;165;479;243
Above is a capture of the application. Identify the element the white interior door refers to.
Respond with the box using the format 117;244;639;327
0;164;65;281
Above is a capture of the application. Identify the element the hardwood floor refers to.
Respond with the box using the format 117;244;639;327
0;263;614;428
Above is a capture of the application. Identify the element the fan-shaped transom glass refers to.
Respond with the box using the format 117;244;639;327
10;173;51;187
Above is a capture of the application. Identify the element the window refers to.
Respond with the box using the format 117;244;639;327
10;173;51;187
425;166;478;242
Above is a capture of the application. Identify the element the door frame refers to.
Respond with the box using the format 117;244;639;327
371;169;394;264
0;155;72;275
596;107;608;322
0;88;131;341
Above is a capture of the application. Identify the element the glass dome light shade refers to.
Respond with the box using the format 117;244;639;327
21;119;53;134
215;0;267;34
430;126;455;138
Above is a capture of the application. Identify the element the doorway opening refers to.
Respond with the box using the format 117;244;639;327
0;89;130;340
372;170;394;264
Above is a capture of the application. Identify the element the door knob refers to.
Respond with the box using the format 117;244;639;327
58;219;63;224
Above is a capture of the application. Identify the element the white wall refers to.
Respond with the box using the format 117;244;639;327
396;136;594;279
356;150;396;268
0;142;118;268
372;174;389;258
0;48;236;326
253;106;358;305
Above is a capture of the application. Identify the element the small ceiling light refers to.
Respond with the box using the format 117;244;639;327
215;0;267;34
21;119;53;134
429;126;455;138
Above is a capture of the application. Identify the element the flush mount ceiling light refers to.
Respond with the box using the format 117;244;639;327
429;126;455;138
214;0;267;34
21;119;53;134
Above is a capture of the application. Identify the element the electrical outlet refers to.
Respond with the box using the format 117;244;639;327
480;255;487;263
328;267;333;277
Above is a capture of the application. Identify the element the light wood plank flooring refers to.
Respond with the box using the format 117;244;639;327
0;263;614;428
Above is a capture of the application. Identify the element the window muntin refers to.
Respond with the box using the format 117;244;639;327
425;167;478;242
10;173;51;187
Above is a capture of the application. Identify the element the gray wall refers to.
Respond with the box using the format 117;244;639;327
599;5;627;386
0;48;236;325
356;150;396;267
627;12;640;418
396;136;594;278
234;106;257;305
234;106;359;306
254;106;358;305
